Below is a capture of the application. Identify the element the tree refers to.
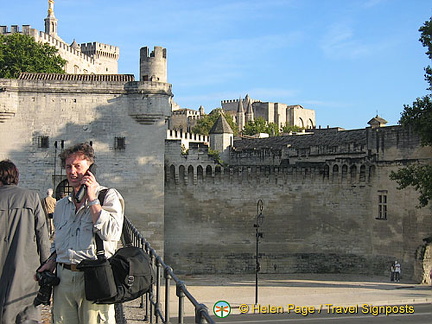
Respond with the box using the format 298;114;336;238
281;124;305;133
243;117;280;136
390;17;432;207
192;108;238;136
0;33;66;78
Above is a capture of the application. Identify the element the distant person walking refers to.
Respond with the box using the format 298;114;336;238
0;159;51;324
41;188;56;236
394;261;401;282
390;262;395;281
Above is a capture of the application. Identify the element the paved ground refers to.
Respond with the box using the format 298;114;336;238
122;273;432;323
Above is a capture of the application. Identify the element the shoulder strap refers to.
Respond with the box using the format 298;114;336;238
98;188;109;205
94;189;127;258
95;189;109;259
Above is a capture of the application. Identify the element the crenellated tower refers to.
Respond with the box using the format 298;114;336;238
140;46;167;82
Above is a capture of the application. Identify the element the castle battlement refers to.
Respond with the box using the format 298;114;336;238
165;159;375;186
141;46;167;59
165;124;430;186
166;129;209;143
80;42;120;60
0;23;118;74
166;130;209;150
220;96;259;105
140;46;167;82
1;25;89;62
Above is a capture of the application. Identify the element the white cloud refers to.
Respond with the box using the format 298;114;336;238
320;22;372;60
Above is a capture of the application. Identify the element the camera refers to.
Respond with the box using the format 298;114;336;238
34;271;60;306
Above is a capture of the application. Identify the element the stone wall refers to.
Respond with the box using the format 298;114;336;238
164;126;432;279
0;74;172;253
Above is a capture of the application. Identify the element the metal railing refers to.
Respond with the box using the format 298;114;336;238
121;217;216;324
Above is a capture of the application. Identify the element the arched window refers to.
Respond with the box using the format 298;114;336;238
342;165;348;180
360;165;366;182
298;117;304;128
323;165;330;179
206;165;212;177
333;164;339;174
55;179;72;200
179;165;186;184
188;165;194;184
169;164;175;182
197;165;204;182
215;166;222;175
350;165;357;181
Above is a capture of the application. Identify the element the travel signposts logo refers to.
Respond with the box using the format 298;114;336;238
213;301;231;318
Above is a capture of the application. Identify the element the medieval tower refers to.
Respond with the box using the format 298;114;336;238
140;46;167;82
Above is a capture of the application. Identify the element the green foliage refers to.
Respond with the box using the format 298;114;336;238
208;147;224;165
390;164;432;207
391;16;432;207
0;33;66;78
399;96;432;146
180;144;189;155
266;122;280;136
243;117;280;136
419;17;432;91
192;108;237;136
419;17;432;60
281;124;305;133
398;17;432;145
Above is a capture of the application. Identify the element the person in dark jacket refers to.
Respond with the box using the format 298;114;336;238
0;160;51;324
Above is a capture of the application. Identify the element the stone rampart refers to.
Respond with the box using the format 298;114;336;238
164;126;432;278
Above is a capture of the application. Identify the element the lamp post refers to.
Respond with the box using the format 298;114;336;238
254;199;264;305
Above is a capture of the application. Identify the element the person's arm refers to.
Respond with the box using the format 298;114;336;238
34;194;51;263
80;170;104;224
80;170;124;241
37;252;57;273
93;188;124;241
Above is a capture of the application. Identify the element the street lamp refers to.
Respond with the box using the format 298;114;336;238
254;199;264;305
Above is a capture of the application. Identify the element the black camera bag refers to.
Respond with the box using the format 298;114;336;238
77;255;117;302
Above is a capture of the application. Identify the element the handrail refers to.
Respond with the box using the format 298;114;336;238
122;217;215;324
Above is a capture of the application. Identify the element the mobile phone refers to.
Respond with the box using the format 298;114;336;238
75;164;97;203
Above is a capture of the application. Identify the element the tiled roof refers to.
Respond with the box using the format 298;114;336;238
18;72;135;82
233;129;367;151
368;115;388;125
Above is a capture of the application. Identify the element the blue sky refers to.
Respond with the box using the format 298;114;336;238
1;0;431;130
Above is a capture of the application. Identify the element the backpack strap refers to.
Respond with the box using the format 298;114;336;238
95;189;109;260
94;188;127;259
98;188;109;206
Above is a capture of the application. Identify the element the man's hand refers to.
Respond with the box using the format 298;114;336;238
34;258;56;281
38;258;56;273
81;170;99;202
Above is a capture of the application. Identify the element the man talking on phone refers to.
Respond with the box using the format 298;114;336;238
39;142;124;323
